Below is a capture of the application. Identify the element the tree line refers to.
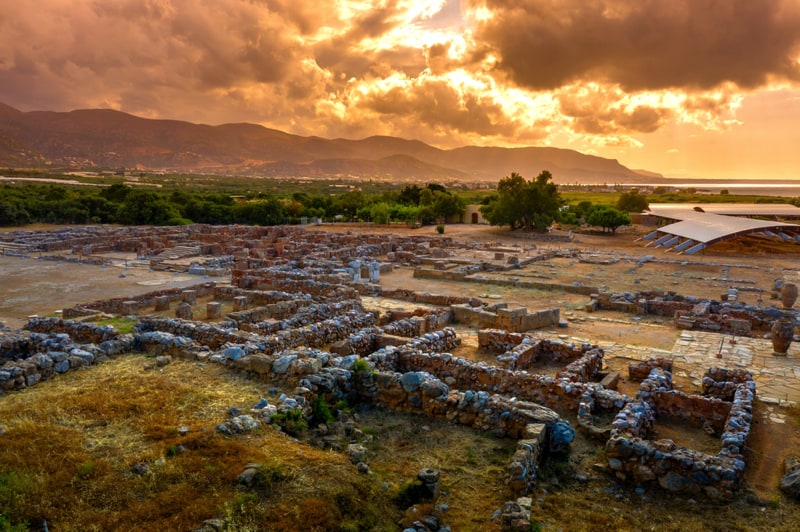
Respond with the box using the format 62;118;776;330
0;172;645;232
0;182;466;227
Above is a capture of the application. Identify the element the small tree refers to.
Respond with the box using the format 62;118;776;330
616;189;649;213
370;202;390;225
480;170;561;231
586;205;631;234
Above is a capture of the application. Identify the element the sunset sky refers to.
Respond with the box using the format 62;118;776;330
2;0;800;180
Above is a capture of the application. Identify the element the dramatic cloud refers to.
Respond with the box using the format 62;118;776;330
468;0;800;91
1;0;800;178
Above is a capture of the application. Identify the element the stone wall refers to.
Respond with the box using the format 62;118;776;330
1;330;134;393
24;317;120;344
604;367;755;499
368;346;607;415
62;282;217;318
595;291;784;335
451;305;560;332
136;311;377;354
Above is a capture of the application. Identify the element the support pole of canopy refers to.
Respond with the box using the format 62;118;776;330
683;243;707;255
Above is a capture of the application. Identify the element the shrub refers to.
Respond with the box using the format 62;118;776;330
335;399;352;415
436;223;445;234
352;358;373;375
270;409;307;436
312;396;335;425
251;464;291;489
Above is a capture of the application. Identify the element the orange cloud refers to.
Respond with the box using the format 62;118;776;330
1;0;800;179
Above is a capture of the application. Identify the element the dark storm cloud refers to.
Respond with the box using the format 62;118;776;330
469;0;800;90
0;0;331;123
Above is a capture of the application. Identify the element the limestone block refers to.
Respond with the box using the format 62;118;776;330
175;302;193;319
154;296;170;312
206;301;222;319
232;296;248;312
181;290;197;305
122;300;139;315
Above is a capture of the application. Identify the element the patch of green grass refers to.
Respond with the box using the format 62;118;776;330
90;316;137;334
270;409;308;436
74;461;96;481
352;358;374;375
0;513;28;532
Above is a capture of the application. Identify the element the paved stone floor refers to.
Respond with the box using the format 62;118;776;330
541;326;800;407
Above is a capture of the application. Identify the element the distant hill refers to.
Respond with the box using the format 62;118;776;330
0;102;660;183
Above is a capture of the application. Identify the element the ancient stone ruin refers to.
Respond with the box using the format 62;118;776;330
1;224;785;530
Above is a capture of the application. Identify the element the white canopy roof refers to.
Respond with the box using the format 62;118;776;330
655;212;800;244
647;203;800;220
641;203;800;253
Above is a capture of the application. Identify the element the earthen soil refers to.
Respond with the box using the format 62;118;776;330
3;222;800;504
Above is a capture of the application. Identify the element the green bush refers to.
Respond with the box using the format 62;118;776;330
352;358;373;374
270;409;308;436
0;513;28;532
436;223;445;234
312;396;335;425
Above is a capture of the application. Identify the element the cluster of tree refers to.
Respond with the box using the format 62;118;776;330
357;184;465;225
480;171;561;231
0;182;466;228
479;171;633;234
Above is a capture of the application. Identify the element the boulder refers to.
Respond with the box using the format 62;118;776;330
780;456;800;499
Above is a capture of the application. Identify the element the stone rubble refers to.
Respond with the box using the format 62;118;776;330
0;224;780;528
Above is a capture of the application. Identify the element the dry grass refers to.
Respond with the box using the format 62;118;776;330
0;355;398;531
357;408;518;530
2;355;800;531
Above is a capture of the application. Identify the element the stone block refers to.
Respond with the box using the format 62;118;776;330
181;290;197;305
206;301;222;319
175;302;193;319
154;296;170;312
232;296;248;312
122;300;138;315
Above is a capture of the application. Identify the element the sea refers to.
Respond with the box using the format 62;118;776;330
626;182;800;198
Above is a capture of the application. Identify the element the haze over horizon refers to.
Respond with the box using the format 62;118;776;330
2;0;800;181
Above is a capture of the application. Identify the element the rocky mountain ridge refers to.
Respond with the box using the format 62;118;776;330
0;102;659;183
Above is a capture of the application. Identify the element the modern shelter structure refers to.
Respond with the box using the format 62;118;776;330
639;203;800;254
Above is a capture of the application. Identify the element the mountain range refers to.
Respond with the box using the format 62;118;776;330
0;102;660;183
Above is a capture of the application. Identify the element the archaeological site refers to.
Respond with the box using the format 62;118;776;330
1;223;800;531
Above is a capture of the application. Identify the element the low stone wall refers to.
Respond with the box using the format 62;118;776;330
0;330;34;362
237;300;366;334
226;298;314;323
368;347;607;415
137;311;377;354
62;282;217;318
506;424;547;495
0;331;134;393
380;308;452;337
24;317;120;344
596;292;784;335
703;367;756;402
479;329;593;369
379;288;474;307
355;369;572;442
605;367;755;500
214;285;359;306
452;305;560;332
628;358;673;381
